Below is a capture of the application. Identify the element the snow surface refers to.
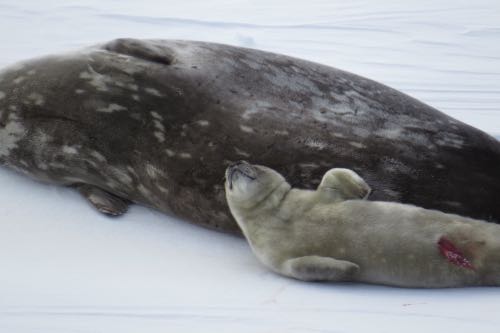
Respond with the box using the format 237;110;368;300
0;1;499;332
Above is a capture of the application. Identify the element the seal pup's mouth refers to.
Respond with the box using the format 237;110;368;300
226;160;257;190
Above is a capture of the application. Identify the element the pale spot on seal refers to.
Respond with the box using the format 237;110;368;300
0;92;5;100
263;69;322;96
349;141;366;149
0;114;25;157
179;152;192;159
75;89;86;94
80;66;111;92
13;76;25;84
235;147;250;157
145;163;165;179
274;130;289;135
62;145;78;154
27;70;36;76
374;128;402;139
27;93;45;106
436;134;464;149
90;151;107;162
128;84;139;91
165;149;175;157
435;163;445;169
145;87;163;97
151;111;163;120
38;162;49;170
33;130;51;144
174;88;184;96
304;138;327;150
196;120;210;127
137;184;152;197
8;105;17;111
299;162;319;168
154;120;165;132
352;128;371;138
105;180;119;190
242;101;272;120
132;94;140;101
154;131;165;143
333;133;345;138
383;188;400;198
97;103;127;113
240;125;254;133
110;167;133;185
338;248;346;254
157;185;169;194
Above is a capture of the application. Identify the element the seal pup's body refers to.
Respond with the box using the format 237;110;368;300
0;38;499;234
225;162;500;288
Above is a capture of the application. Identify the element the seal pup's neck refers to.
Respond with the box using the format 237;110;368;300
229;181;291;235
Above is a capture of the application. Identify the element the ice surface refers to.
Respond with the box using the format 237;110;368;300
0;1;499;332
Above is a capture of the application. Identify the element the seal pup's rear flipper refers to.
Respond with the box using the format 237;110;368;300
281;256;359;282
76;184;130;217
102;38;175;65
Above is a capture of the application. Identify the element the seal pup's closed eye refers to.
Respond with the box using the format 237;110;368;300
225;162;500;288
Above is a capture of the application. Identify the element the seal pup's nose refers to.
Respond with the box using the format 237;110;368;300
226;161;256;190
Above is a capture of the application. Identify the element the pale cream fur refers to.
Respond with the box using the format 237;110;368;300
225;161;500;288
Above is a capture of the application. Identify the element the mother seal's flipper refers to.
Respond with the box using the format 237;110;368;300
103;38;175;65
76;184;130;217
317;168;372;203
282;256;360;282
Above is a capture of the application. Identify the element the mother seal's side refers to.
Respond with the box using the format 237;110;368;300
0;38;498;233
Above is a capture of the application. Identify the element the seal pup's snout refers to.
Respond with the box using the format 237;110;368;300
226;161;257;190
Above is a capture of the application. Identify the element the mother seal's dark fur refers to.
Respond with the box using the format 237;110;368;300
0;38;498;233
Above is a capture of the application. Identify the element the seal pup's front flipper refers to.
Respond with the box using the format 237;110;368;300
76;184;130;217
281;255;359;282
103;38;175;65
317;168;371;203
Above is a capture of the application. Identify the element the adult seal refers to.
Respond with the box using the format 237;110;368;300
0;38;498;233
225;161;500;288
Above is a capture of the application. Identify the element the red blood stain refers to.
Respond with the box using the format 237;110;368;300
438;236;475;271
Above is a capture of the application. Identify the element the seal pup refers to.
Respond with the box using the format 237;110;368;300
0;38;499;234
225;161;500;287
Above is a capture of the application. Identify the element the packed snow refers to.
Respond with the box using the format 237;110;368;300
0;0;499;332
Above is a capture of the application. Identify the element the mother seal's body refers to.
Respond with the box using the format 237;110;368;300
0;38;498;233
225;161;500;288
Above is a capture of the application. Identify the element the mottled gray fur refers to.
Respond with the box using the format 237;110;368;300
0;39;499;233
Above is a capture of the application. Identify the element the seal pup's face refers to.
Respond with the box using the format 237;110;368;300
225;161;286;209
